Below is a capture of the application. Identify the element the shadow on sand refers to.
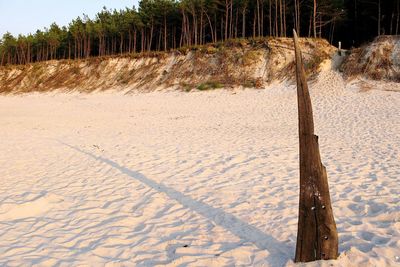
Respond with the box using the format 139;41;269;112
61;142;293;266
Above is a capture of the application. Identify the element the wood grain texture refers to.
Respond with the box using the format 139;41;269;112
293;30;338;262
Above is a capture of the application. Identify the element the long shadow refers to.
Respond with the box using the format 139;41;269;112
61;142;293;266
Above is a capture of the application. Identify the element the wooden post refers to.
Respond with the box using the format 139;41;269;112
293;30;338;262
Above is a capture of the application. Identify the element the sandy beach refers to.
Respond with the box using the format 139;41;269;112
0;71;399;266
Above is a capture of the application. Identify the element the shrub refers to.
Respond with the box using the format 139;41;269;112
206;46;218;54
254;77;263;88
197;80;223;90
179;82;193;92
242;50;261;66
242;80;255;88
304;54;323;74
71;65;80;75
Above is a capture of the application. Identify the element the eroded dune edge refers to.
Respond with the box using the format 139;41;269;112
1;36;399;94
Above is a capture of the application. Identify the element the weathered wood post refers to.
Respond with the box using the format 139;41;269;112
293;30;338;262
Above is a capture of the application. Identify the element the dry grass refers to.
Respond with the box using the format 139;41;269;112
342;35;400;82
0;37;336;94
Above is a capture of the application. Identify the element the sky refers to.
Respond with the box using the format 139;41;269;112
0;0;139;38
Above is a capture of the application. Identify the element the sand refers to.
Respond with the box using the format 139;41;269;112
0;68;399;266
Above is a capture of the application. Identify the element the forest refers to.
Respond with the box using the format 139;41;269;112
0;0;399;66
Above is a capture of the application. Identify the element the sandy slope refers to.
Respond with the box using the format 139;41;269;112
0;38;334;94
0;69;399;266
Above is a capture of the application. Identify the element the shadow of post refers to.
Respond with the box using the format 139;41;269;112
61;142;293;266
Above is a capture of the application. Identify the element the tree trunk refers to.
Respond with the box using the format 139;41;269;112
318;11;322;38
313;0;317;38
180;10;186;47
295;0;300;35
293;30;339;263
283;0;287;37
269;0;272;36
193;12;198;45
230;0;233;39
214;13;218;42
225;0;229;40
253;12;256;38
205;12;215;42
235;8;239;38
257;0;261;37
279;0;283;37
157;28;162;51
164;15;168;51
242;7;246;38
141;29;145;53
390;9;395;35
172;26;176;49
378;0;381;36
149;21;154;51
87;36;91;58
397;0;400;35
200;9;204;44
261;0;264;36
134;30;137;53
120;33;124;55
275;0;278;36
329;19;336;44
1;52;5;66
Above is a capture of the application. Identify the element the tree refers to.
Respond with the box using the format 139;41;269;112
139;0;157;51
48;23;62;60
0;0;399;66
155;0;175;51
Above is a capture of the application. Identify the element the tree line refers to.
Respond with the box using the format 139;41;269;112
1;0;399;66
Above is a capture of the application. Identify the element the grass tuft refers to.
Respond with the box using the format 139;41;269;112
197;81;224;91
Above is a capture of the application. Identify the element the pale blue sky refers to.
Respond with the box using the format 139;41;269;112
0;0;139;38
